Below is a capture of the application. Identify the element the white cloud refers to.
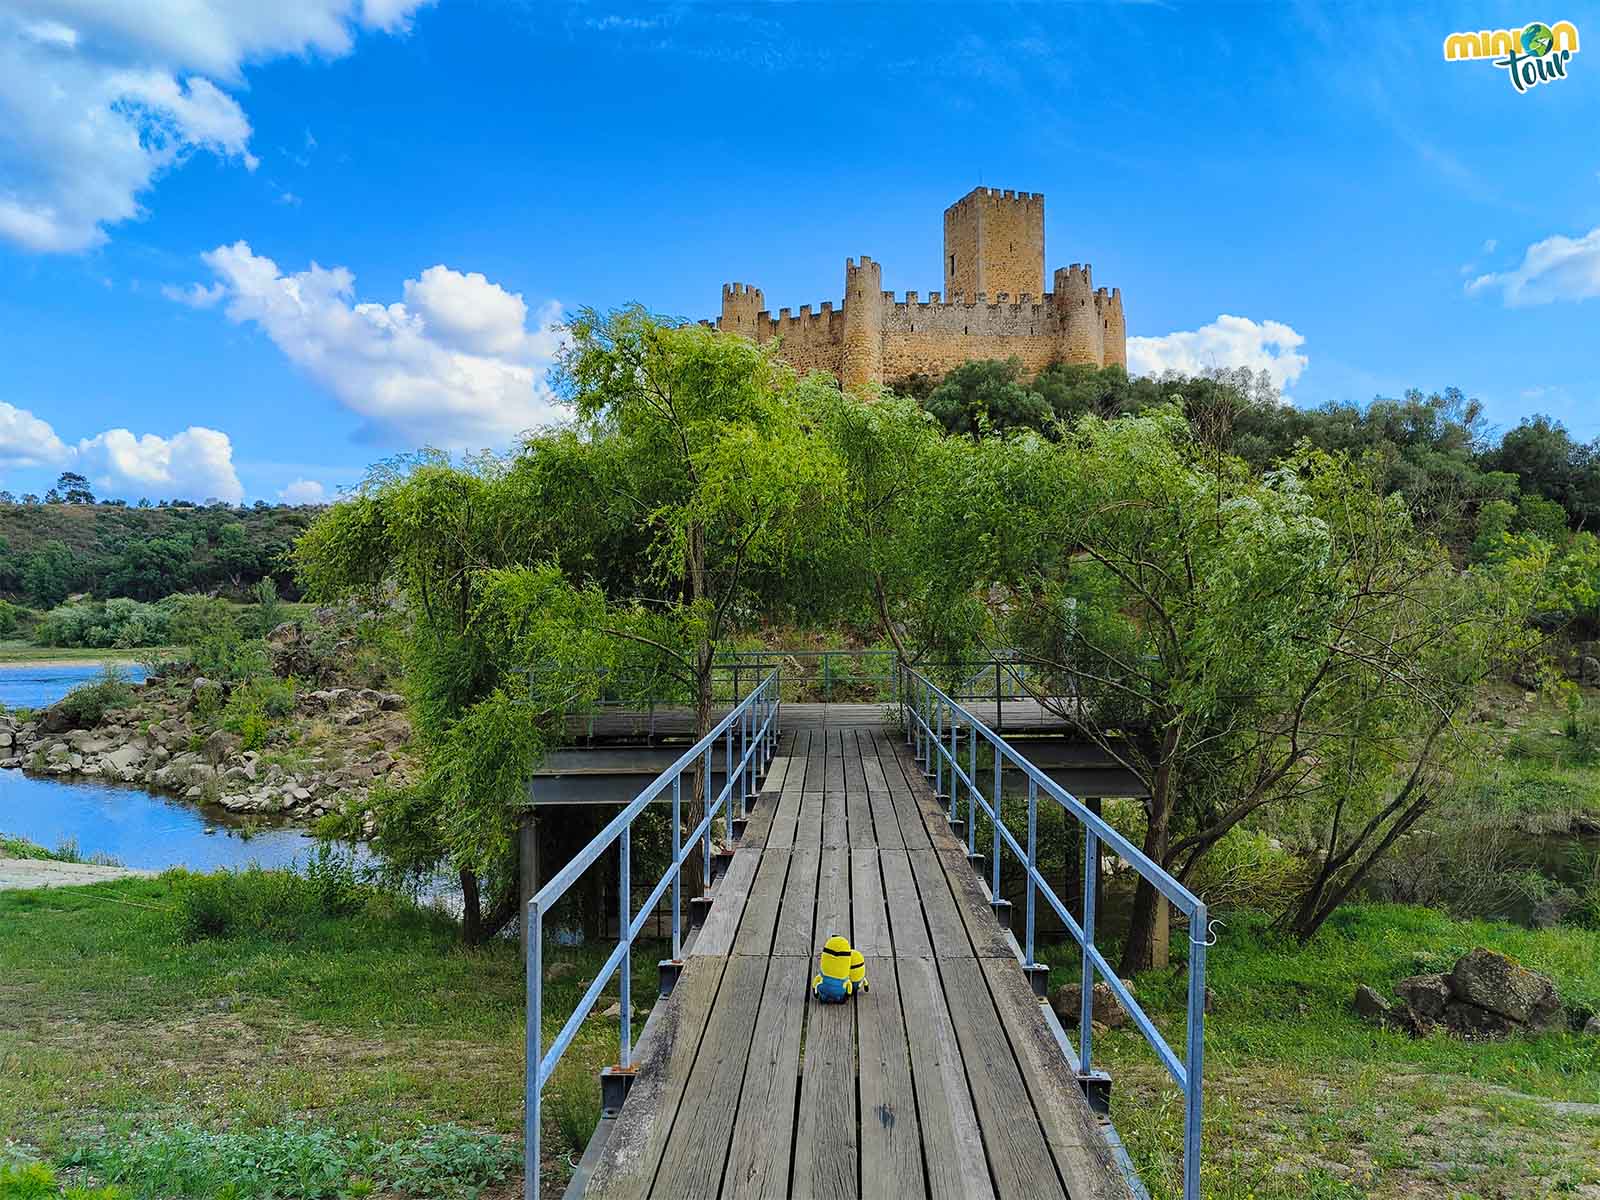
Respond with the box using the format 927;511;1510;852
1465;227;1600;307
77;426;244;503
0;399;241;500
278;478;328;504
180;240;567;447
161;280;226;308
0;0;432;253
1127;315;1309;393
0;400;72;467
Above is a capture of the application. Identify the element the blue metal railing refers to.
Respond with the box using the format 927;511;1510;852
522;669;781;1200
901;664;1209;1200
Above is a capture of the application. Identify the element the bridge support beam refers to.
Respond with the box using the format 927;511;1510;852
1078;1070;1113;1117
1022;961;1050;997
658;958;684;997
990;897;1013;930
599;1065;637;1116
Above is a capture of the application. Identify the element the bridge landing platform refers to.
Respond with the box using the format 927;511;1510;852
576;718;1129;1200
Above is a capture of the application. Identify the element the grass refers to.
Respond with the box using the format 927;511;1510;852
0;871;663;1198
1063;904;1600;1199
0;642;170;665
0;834;90;864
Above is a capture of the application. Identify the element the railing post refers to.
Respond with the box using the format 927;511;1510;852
619;824;632;1068
702;745;712;891
934;702;943;793
991;738;1002;902
738;705;749;814
1185;901;1208;1200
1080;827;1099;1075
995;660;1003;733
671;774;682;961
963;713;974;855
1025;777;1037;965
725;719;735;843
524;896;543;1200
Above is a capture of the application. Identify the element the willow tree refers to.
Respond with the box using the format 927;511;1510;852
296;309;844;942
954;410;1534;971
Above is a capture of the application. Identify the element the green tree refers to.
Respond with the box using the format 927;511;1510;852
922;357;1053;437
56;471;95;505
23;540;80;607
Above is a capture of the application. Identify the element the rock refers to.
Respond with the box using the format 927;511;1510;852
1584;1015;1600;1036
1052;979;1135;1030
546;961;578;983
1395;973;1451;1019
1353;985;1391;1022
102;744;146;773
202;730;241;763
1583;657;1600;686
1442;1001;1519;1039
598;1001;621;1019
1449;948;1563;1029
0;731;11;748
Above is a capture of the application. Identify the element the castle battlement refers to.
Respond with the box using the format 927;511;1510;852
713;187;1126;388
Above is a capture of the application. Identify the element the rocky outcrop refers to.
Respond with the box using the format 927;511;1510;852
0;678;410;831
1357;948;1582;1040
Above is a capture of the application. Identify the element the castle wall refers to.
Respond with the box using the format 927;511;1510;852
712;187;1126;390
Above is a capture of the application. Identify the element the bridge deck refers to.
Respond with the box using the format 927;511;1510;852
580;718;1127;1200
563;699;1077;743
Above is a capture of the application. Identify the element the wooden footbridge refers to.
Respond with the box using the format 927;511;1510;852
525;667;1209;1200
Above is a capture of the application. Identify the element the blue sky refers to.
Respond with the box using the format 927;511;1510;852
1;1;1597;504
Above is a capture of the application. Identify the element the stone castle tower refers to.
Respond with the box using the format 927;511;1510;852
712;187;1126;391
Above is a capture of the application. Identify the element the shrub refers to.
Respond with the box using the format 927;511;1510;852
35;598;172;649
171;851;376;943
172;873;236;941
221;676;296;750
55;667;133;728
0;1161;123;1199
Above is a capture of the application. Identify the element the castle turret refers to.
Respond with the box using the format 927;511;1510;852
841;256;883;391
1054;264;1103;365
944;187;1045;303
719;282;766;340
1097;287;1126;369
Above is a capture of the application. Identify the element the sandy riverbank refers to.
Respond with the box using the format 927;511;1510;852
0;856;156;890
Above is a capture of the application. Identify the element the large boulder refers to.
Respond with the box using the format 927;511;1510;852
1051;979;1136;1030
1449;948;1564;1030
1395;973;1451;1019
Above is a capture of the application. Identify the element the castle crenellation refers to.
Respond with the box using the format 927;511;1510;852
710;187;1125;389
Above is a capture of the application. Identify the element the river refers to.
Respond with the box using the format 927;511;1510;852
0;661;331;872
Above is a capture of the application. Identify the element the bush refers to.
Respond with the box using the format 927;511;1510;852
55;667;134;728
221;676;296;750
35;598;172;649
0;1161;123;1199
171;852;376;943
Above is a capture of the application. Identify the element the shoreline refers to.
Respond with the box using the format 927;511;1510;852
0;655;149;670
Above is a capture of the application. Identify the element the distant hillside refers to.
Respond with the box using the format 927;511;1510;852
0;501;322;606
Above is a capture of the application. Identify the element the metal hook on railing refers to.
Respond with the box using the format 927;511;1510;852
1190;917;1223;948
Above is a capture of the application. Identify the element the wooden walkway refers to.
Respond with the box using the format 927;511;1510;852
580;718;1127;1200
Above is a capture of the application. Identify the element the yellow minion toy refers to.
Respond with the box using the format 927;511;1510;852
811;935;853;1003
848;947;868;996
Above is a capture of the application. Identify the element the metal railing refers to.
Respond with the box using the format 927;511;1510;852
901;664;1209;1200
522;669;781;1200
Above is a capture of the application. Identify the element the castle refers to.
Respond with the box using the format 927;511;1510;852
712;187;1126;391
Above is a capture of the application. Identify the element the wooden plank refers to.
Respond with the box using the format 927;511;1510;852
935;845;1014;959
583;956;730;1200
647;955;770;1199
906;849;971;959
936;956;1068;1200
764;786;803;851
758;754;793;798
820;789;847;849
978;958;1127;1199
857;962;927;1200
689;848;761;958
896;955;995;1200
791;973;857;1200
823;729;846;795
877;849;930;960
794;791;824;849
773;846;822;957
866;791;903;850
733;848;791;957
813;845;851;948
849;849;891;960
842;729;867;791
861;752;890;793
721;956;811;1198
741;786;781;848
845;785;874;849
